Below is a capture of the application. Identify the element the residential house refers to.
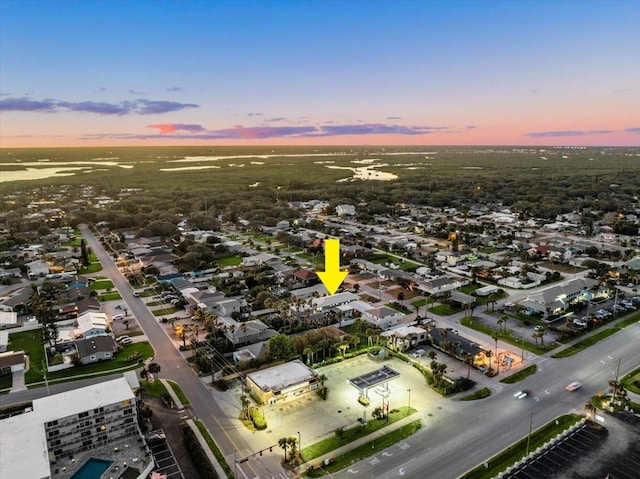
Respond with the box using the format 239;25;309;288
0;287;32;313
223;319;278;348
362;306;406;330
382;325;429;352
76;311;110;338
26;259;50;278
335;204;356;216
74;336;118;365
0;351;25;374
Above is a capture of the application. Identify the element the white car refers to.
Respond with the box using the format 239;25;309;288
565;381;582;391
112;313;125;321
513;390;530;399
412;348;426;358
117;335;132;345
573;318;587;327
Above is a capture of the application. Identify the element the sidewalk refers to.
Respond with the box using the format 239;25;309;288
160;378;185;410
295;414;419;473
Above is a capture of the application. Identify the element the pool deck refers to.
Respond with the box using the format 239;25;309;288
51;437;153;479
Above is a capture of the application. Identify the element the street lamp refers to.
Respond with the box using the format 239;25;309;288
407;388;411;409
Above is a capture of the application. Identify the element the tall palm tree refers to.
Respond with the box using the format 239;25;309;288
278;437;289;462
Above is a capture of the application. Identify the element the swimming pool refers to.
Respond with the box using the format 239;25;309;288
69;457;113;479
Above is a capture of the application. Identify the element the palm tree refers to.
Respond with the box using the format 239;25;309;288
278;437;289;462
427;350;437;362
485;350;493;375
491;331;500;374
463;352;474;380
148;362;161;379
532;330;543;347
240;393;250;419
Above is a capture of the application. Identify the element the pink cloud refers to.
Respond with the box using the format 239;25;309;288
147;123;205;134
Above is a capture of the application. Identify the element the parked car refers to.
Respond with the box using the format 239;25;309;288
573;318;587;327
112;313;125;321
613;304;625;313
117;335;132;344
565;381;582;391
621;301;635;310
170;298;181;305
446;327;459;335
534;325;545;331
133;291;140;297
412;348;426;358
631;296;640;304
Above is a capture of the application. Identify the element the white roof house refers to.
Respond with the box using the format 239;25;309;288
76;311;109;338
311;292;359;311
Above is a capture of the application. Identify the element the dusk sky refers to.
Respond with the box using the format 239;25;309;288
1;0;639;148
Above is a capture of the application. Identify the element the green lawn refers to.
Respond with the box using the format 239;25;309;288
98;292;122;301
301;406;416;462
429;304;458;315
500;365;538;384
194;419;235;478
460;317;550;355
215;255;243;266
551;328;619;358
139;378;168;397
47;342;154;382
460;414;582;479
90;279;114;290
151;307;182;316
8;330;47;383
303;420;422;477
460;387;492;401
621;365;640;395
78;262;103;274
167;380;190;405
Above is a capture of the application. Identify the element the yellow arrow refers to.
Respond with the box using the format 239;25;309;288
317;238;348;295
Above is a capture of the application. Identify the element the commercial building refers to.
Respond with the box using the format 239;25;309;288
245;359;319;406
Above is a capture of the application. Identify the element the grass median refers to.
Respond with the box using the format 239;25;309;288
461;317;550;355
303;419;422;477
167;379;190;405
301;406;416;462
194;419;234;478
500;365;537;384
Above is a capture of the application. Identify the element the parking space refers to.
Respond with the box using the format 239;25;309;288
503;420;608;479
248;355;454;449
147;429;184;479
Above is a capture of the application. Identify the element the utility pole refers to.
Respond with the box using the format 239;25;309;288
525;411;534;456
521;322;526;362
612;357;621;406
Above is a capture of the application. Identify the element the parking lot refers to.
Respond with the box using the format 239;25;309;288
224;354;458;451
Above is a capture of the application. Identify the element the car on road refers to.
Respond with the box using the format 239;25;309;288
133;291;140;297
565;381;582;391
514;390;531;399
117;335;132;345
